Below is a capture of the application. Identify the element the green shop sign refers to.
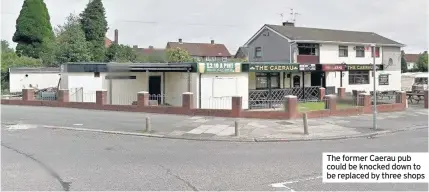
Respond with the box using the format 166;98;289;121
198;63;241;73
248;64;299;72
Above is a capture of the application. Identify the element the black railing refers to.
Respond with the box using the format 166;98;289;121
248;86;321;109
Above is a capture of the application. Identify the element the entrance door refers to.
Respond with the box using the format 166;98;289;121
148;76;161;104
311;72;326;87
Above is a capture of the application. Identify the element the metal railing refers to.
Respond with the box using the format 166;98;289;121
248;86;321;109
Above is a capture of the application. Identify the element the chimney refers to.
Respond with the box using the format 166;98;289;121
178;38;182;43
133;45;138;48
211;40;214;44
282;22;295;27
149;46;154;49
114;29;119;44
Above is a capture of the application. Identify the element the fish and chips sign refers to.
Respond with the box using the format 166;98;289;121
198;63;241;73
249;64;299;72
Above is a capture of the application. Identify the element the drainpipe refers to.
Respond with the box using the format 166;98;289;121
289;41;296;63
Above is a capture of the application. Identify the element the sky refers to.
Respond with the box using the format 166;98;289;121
1;0;428;54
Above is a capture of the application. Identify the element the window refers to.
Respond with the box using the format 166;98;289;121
94;72;100;77
355;46;365;57
297;43;319;55
255;72;280;89
222;57;227;62
255;47;262;58
349;71;369;84
339;46;348;57
371;47;380;57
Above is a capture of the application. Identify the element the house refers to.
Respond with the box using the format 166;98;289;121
234;46;250;60
166;39;232;62
404;54;420;70
242;21;404;93
133;45;167;62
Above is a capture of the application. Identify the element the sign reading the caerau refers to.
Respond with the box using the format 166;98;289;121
198;63;241;73
299;64;317;71
249;64;299;72
347;64;383;71
379;74;389;85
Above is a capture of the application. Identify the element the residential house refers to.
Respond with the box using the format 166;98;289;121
242;22;404;93
234;46;250;60
404;54;420;70
166;39;232;62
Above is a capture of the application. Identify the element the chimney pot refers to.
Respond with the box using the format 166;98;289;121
178;38;182;43
211;40;214;44
114;29;119;44
282;22;295;27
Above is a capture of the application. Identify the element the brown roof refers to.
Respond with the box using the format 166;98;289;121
166;41;231;57
104;37;113;48
133;47;167;61
404;54;420;63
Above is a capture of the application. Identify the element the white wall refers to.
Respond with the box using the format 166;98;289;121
200;73;249;109
9;72;61;93
319;44;383;64
339;71;401;93
109;72;147;105
164;72;191;106
64;72;103;102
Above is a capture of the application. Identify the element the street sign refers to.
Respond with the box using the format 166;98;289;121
379;74;389;85
248;64;299;72
198;63;241;73
299;64;317;71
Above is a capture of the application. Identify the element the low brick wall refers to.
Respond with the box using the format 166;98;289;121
1;89;408;120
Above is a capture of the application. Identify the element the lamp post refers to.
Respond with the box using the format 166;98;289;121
371;43;377;130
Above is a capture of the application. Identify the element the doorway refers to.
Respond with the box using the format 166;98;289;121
311;72;325;87
149;76;161;104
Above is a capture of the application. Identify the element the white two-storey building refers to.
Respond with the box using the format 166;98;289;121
242;22;404;93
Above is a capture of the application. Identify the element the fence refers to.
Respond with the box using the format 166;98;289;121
248;86;321;109
69;87;96;103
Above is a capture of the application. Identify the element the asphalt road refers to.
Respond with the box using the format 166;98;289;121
1;107;429;191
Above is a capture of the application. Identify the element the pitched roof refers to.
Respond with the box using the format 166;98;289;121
234;47;249;58
404;54;420;63
104;37;113;48
248;24;403;46
166;42;232;57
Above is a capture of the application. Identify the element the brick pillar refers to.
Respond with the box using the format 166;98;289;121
182;92;194;109
425;90;428;109
324;95;337;111
395;91;406;105
57;89;69;102
231;96;242;117
284;95;298;118
22;88;35;101
337;87;346;99
96;90;107;105
358;93;371;106
319;87;326;101
137;91;150;106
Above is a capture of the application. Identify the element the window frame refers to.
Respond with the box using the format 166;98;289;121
254;47;262;58
255;72;280;89
355;46;365;58
339;45;348;57
348;71;370;85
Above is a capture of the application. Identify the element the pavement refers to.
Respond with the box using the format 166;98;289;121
1;121;428;191
1;105;428;142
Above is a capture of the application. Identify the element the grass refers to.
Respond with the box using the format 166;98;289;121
298;101;355;112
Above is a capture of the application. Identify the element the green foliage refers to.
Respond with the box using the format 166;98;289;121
12;0;55;61
54;14;91;64
416;51;428;72
1;40;42;91
80;0;108;61
136;55;167;63
105;43;137;62
166;47;193;63
401;50;407;73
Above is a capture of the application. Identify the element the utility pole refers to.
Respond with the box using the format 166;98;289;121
371;43;377;130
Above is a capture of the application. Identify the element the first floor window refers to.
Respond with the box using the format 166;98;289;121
255;47;262;58
339;45;348;57
355;46;365;57
255;72;280;89
349;71;369;84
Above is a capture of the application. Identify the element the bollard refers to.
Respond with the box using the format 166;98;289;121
303;113;309;135
145;116;151;132
234;120;240;137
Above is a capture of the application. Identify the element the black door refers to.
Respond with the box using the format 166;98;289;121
149;76;161;104
311;72;324;87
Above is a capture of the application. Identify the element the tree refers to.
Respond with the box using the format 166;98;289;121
401;50;407;73
80;0;108;62
12;0;55;62
166;47;193;63
54;14;91;64
416;51;428;72
105;43;137;62
1;40;42;91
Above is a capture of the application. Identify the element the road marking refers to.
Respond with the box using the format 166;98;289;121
73;124;83;126
6;124;37;130
270;175;322;191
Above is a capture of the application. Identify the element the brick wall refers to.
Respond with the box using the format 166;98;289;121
1;89;408;120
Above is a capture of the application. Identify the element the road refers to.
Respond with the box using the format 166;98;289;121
1;106;428;191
